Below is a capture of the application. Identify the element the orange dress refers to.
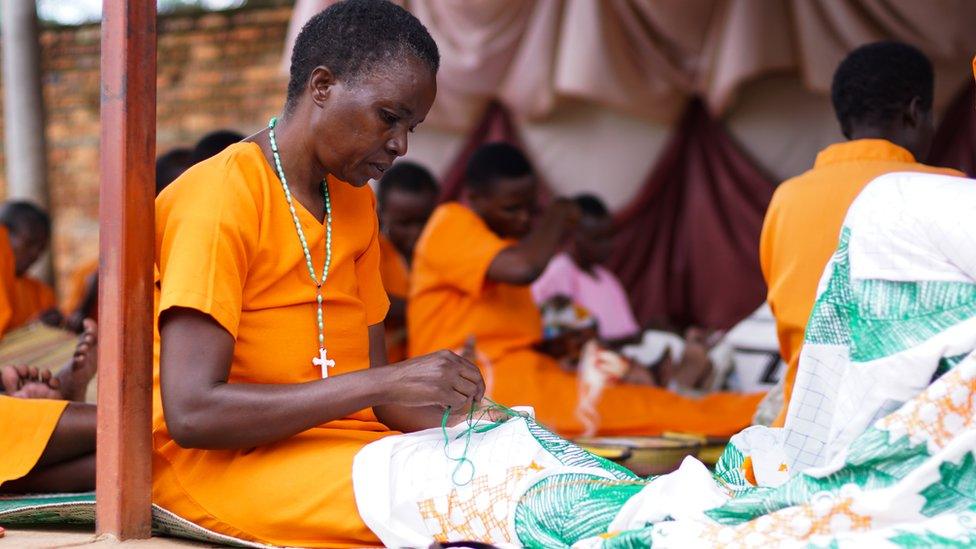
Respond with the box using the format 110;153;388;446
9;277;56;330
409;203;763;438
0;227;67;489
152;143;392;547
378;233;410;362
760;139;962;426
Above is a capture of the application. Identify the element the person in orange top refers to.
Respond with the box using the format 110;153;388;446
0;202;65;332
760;42;964;427
409;143;764;438
0;320;98;494
152;3;485;546
376;161;439;362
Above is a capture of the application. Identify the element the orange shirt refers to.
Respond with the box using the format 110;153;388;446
377;233;409;299
9;277;56;330
378;233;409;363
408;203;540;362
760;139;963;426
410;203;763;437
0;395;68;488
152;143;391;547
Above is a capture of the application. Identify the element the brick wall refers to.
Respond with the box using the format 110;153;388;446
0;2;293;300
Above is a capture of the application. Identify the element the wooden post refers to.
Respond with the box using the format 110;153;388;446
96;0;156;540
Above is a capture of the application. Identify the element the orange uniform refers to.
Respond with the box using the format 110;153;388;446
409;203;762;438
377;233;410;362
0;227;67;490
0;227;54;337
9;277;55;330
152;143;392;547
760;139;962;426
0;396;68;488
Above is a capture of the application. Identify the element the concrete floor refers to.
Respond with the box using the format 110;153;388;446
1;526;216;548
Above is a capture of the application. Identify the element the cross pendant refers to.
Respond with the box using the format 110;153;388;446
312;347;336;378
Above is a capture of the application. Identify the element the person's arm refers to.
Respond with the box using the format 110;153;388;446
486;199;579;285
369;323;478;431
159;308;484;449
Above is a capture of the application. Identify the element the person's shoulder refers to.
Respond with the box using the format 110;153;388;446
427;202;481;229
157;143;267;214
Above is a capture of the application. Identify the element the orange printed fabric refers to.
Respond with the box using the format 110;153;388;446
0;395;67;488
410;203;762;438
760;139;962;427
152;143;392;548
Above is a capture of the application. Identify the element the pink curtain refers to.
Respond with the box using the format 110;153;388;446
928;82;976;177
606;100;775;330
287;0;976;130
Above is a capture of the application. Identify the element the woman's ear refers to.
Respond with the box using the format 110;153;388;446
308;66;337;107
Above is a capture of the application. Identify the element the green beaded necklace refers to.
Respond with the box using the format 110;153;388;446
268;116;335;378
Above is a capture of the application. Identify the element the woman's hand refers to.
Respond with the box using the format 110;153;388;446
389;350;485;410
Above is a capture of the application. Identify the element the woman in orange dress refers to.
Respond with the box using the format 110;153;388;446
151;2;484;547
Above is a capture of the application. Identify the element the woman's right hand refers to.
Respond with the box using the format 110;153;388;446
389;350;485;410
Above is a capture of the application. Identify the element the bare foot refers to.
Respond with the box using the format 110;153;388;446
55;319;98;402
2;365;63;399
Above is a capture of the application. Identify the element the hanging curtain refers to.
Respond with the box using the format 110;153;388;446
438;101;550;203
928;82;976;177
286;0;976;130
606;99;775;330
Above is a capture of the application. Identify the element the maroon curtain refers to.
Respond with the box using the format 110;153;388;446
928;82;976;177
606;99;775;330
439;101;550;203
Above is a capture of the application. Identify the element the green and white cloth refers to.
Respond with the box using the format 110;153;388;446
354;172;976;548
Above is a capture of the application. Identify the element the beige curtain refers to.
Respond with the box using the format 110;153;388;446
285;0;976;130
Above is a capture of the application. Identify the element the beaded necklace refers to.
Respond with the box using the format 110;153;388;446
268;116;335;378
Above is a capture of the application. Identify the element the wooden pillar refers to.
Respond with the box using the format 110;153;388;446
96;0;156;540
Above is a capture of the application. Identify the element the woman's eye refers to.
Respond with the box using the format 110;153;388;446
381;111;399;124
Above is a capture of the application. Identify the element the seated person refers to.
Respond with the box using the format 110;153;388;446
0;202;62;333
375;161;439;362
760;42;961;427
409;142;763;437
0;320;97;494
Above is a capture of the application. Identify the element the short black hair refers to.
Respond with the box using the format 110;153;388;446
0;201;50;239
573;193;610;218
377;161;439;208
155;147;193;196
191;130;244;164
464;142;533;192
286;0;440;111
831;41;933;136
